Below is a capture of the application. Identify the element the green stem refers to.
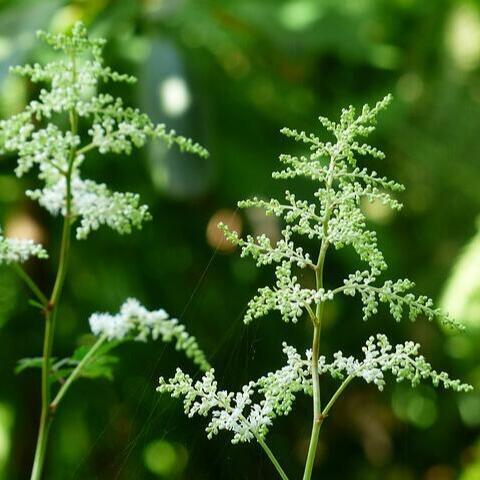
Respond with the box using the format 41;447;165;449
11;263;48;307
303;157;336;480
29;406;51;480
75;141;95;156
30;217;72;480
51;335;107;410
302;321;323;480
303;239;329;480
30;51;78;480
30;311;54;480
302;252;327;480
235;412;289;479
255;435;290;480
322;375;354;418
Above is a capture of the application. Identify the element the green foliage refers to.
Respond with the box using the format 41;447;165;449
16;341;119;383
70;343;119;381
15;357;44;375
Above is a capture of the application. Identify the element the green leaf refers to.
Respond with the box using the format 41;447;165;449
70;341;120;381
79;354;118;381
28;298;45;310
15;341;120;382
15;357;46;374
15;356;69;381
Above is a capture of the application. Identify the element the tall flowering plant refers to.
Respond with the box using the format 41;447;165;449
0;23;209;480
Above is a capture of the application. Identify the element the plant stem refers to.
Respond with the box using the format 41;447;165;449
255;435;290;480
226;406;289;480
30;51;78;480
302;157;336;480
29;404;51;480
302;319;324;480
235;412;289;479
30;217;72;480
302;245;328;480
322;375;354;417
76;141;95;156
11;263;48;307
51;335;107;409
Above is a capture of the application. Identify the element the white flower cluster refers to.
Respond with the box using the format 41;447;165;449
0;228;48;265
333;270;461;328
28;177;151;240
159;97;470;467
244;261;332;323
86;98;207;157
239;191;324;240
0;22;208;240
321;334;472;392
220;95;460;329
158;343;311;444
158;335;471;444
323;184;387;274
220;223;314;269
89;298;210;371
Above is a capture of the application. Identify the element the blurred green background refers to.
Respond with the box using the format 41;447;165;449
1;0;480;479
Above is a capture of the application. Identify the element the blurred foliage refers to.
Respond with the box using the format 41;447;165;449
0;0;479;479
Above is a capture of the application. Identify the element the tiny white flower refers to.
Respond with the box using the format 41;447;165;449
89;298;210;371
0;228;48;265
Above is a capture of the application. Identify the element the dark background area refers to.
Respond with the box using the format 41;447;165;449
1;0;480;479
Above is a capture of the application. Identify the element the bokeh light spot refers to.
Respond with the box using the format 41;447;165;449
278;1;322;31
362;197;394;224
445;4;480;71
440;229;480;330
206;209;242;253
143;439;187;476
396;72;424;103
0;403;13;475
0;37;12;61
425;465;455;480
49;5;84;33
459;393;480;427
0;76;27;117
158;76;191;117
392;387;437;428
5;212;45;244
460;462;480;480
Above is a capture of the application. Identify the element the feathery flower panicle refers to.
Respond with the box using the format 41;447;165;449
158;342;311;444
159;96;471;471
27;177;151;240
0;21;208;240
320;334;472;392
0;228;48;265
89;298;210;371
220;94;460;329
158;335;471;444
